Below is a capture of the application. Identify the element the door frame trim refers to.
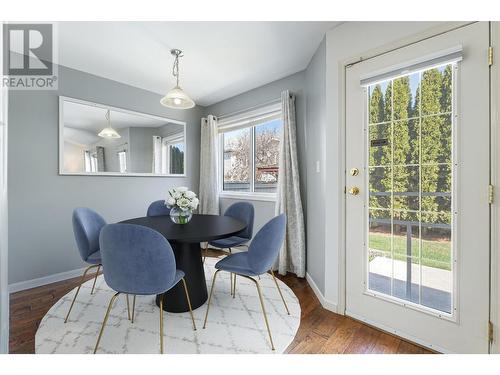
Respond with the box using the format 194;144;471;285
339;21;486;327
489;21;499;354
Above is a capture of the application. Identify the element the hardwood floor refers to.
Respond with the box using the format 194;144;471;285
9;249;432;354
276;272;431;354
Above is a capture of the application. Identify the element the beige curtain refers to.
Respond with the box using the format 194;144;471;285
199;115;219;215
275;90;306;277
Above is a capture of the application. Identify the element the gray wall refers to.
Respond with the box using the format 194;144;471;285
219;198;276;241
8;65;203;284
204;71;307;240
304;37;326;292
129;127;155;173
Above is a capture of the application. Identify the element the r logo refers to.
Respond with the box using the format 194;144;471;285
3;23;53;76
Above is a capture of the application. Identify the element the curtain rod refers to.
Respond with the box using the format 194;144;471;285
216;93;293;120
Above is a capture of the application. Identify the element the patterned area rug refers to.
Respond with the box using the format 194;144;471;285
35;257;301;354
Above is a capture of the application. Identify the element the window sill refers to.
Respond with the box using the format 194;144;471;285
219;191;277;202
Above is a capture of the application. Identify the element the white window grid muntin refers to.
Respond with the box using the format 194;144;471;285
219;113;282;197
362;62;458;321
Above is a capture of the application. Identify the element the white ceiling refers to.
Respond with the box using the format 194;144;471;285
57;22;339;107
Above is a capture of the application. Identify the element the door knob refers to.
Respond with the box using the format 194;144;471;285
349;187;360;196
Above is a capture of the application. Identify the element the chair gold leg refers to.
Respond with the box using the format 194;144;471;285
240;275;275;350
159;294;164;354
203;269;220;329
91;265;101;295
233;273;236;298
131;295;136;323
270;270;290;315
203;242;209;263
93;292;120;354
126;294;131;321
181;278;197;330
230;273;234;295
64;264;100;323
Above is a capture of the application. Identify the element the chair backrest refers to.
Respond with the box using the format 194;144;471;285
72;207;107;262
147;200;171;217
224;202;255;240
99;223;177;295
247;214;286;275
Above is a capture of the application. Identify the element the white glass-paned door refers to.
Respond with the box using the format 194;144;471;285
345;22;490;353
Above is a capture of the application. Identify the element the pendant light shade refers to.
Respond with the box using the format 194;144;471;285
98;126;121;138
98;109;121;138
160;49;195;109
160;85;195;109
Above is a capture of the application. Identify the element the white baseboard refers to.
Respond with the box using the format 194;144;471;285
9;266;88;294
306;272;338;313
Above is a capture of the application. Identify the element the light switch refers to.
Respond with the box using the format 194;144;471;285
315;160;320;173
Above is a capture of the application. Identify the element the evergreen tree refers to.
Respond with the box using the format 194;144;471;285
440;65;452;114
419;68;445;221
369;85;384;124
170;147;184;174
438;65;453;214
392;77;413;217
369;84;391;212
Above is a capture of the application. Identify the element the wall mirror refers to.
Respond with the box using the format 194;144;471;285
59;97;186;176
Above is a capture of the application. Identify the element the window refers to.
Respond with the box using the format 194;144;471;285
117;151;127;173
152;134;185;174
366;63;455;314
219;108;282;197
254;118;281;192
162;135;185;175
223;127;251;192
84;150;98;172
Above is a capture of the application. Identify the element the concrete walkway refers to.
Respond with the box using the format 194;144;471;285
368;257;452;313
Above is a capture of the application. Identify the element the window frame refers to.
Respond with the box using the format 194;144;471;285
218;106;282;202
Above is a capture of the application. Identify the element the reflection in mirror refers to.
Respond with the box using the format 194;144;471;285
60;97;186;175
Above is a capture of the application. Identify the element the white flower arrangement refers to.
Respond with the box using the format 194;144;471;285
165;187;199;211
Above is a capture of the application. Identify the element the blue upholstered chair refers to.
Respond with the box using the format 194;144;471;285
147;200;171;217
65;208;107;323
204;202;255;261
94;223;196;354
203;214;288;350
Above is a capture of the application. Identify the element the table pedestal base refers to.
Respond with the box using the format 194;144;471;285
156;242;208;313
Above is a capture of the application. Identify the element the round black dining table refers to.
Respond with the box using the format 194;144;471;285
120;214;246;313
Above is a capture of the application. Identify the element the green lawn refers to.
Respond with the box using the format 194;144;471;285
369;232;451;270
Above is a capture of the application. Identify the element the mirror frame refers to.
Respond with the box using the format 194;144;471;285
58;96;187;177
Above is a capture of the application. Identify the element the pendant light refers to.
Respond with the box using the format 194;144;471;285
160;49;195;109
98;109;121;138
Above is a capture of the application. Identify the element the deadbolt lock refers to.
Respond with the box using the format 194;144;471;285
349;187;360;196
350;168;359;176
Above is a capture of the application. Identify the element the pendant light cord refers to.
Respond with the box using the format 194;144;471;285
172;53;180;87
